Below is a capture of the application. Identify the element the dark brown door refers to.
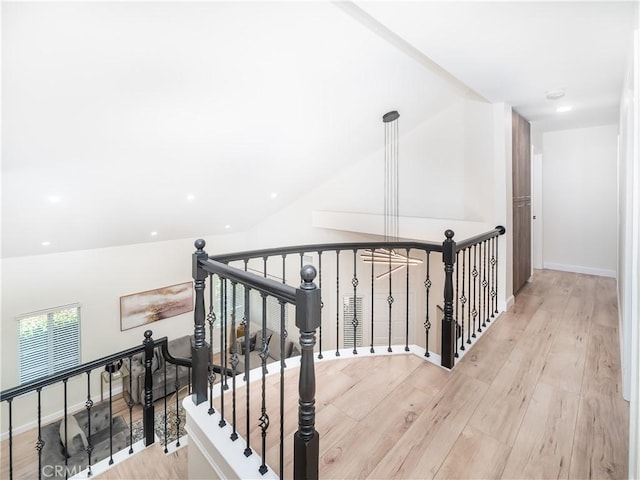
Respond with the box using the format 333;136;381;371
512;110;531;294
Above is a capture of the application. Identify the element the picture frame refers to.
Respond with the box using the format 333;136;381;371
120;281;193;331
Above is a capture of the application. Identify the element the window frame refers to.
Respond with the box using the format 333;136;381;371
17;303;82;384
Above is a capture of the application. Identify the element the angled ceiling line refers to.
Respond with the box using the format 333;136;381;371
332;1;487;103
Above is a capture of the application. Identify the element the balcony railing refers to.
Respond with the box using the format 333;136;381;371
0;334;198;479
0;226;504;480
190;226;505;479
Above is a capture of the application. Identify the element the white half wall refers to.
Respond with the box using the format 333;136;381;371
542;125;619;276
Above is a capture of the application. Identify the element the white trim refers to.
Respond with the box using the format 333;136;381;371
502;295;515;312
543;262;616;278
69;439;146;479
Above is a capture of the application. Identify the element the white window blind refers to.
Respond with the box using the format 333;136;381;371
18;304;81;384
343;296;363;348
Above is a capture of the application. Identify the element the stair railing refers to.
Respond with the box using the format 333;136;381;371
0;333;193;480
189;226;505;478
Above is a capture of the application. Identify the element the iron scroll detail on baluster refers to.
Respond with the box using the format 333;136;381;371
294;265;321;480
441;230;457;369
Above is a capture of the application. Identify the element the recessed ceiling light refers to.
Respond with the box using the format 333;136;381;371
546;89;565;101
270;192;278;199
48;195;61;203
42;241;51;246
556;106;572;113
150;231;158;236
186;194;195;201
224;225;231;229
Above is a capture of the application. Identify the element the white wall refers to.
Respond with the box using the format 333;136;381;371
493;103;514;308
464;99;496;222
618;9;639;478
309;99;468;222
542;125;619;277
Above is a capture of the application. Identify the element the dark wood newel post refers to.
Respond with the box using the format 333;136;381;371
294;265;321;480
142;330;155;446
192;239;211;405
441;230;457;369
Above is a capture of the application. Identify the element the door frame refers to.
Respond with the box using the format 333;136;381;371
532;152;543;270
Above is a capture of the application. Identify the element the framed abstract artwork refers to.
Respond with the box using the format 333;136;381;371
120;282;193;331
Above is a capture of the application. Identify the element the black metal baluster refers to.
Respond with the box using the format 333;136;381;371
352;249;359;355
467;248;472;344
335;250;340;356
454;251;460;358
282;255;289;368
258;290;269;473
126;358;133;455
207;273;216;415
483;240;489;327
85;372;94;474
459;249;467;351
244;285;252;458
405;249;410;352
472;244;478;338
318;252;324;359
36;388;43;480
63;378;69;478
162;361;168;452
175;363;181;448
387;249;393;353
8;399;13;480
491;235;498;316
108;368;114;465
479;242;485;331
218;278;227;427
370;248;375;354
495;233;500;314
230;282;238;441
279;298;286;480
424;251;431;357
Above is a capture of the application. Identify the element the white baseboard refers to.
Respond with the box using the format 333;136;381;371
543;262;616;278
497;295;514;313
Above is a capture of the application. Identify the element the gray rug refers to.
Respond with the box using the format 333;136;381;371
131;403;186;446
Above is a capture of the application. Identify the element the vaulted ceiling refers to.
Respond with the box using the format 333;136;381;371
2;1;635;259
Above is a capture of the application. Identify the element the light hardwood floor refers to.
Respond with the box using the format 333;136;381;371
2;270;629;479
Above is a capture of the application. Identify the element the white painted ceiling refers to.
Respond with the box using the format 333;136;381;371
1;1;636;259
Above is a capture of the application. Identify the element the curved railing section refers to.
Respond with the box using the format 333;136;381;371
189;226;505;479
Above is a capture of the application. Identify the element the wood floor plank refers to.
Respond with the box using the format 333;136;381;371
454;313;526;385
468;309;558;446
582;324;623;397
320;381;433;480
367;372;489;479
593;276;618;328
501;381;580;480
538;296;592;394
569;390;629;480
96;443;187;480
331;355;422;422
433;424;511;480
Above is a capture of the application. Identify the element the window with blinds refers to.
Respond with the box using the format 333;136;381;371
18;304;81;384
343;296;363;348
